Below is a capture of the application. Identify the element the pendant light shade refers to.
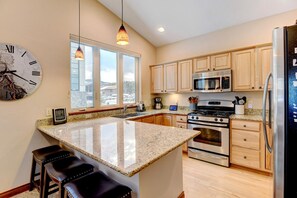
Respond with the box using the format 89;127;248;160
75;0;84;60
117;0;129;45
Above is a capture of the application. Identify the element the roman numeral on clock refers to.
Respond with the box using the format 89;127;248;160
6;45;14;53
21;51;27;57
29;61;37;65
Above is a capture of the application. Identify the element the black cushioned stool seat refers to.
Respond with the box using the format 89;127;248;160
43;156;94;198
29;145;71;198
64;171;132;198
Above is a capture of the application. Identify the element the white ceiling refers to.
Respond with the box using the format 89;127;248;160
98;0;297;47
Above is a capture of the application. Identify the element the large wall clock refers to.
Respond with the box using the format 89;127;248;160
0;43;42;101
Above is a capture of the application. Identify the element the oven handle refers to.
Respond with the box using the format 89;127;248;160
187;121;228;128
187;123;229;132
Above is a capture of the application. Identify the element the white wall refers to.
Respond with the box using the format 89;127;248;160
0;0;155;192
155;9;297;109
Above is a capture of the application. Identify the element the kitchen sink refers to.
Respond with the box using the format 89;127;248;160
111;112;147;118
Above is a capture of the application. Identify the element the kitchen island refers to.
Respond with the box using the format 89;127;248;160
37;117;199;198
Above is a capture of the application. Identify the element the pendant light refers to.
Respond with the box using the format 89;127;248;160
116;0;129;45
75;0;84;60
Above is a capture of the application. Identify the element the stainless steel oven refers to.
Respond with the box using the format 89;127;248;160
192;69;231;93
187;100;234;167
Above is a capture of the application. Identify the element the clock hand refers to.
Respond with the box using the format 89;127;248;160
0;70;17;74
9;71;37;85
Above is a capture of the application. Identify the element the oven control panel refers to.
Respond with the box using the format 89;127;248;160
187;115;229;124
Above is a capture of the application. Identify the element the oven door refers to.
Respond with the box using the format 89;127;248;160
188;123;229;156
193;77;221;92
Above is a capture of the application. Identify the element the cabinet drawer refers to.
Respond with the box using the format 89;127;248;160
231;146;260;169
176;123;187;129
141;116;155;124
176;115;187;123
232;130;260;150
232;120;260;132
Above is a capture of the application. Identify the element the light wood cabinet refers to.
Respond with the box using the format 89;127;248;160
151;65;164;93
210;53;231;71
154;115;163;125
163;63;178;93
193;53;230;73
231;120;273;173
193;56;210;72
232;49;255;91
178;60;193;92
173;115;188;152
255;46;272;90
141;116;155;124
162;114;172;126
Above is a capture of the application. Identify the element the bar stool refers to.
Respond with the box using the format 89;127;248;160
43;156;94;198
64;171;132;198
29;145;71;197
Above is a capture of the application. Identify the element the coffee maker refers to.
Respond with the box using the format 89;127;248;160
154;97;163;110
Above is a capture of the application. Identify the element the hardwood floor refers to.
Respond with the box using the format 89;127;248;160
13;154;273;198
183;154;273;198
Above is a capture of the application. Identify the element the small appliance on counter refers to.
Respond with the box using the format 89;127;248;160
136;101;146;112
52;108;67;125
154;97;163;110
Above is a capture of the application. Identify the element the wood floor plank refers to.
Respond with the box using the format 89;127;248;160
183;154;273;198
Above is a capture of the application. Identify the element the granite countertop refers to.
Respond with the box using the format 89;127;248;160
229;114;263;121
37;117;199;177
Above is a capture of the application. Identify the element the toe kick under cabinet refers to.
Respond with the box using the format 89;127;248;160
230;120;273;173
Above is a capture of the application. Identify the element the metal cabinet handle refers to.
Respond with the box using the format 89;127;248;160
252;87;255;89
213;68;216;70
243;138;247;141
243;125;246;127
244;156;247;159
259;86;262;89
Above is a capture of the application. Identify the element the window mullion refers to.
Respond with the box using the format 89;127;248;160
118;53;123;106
94;47;100;108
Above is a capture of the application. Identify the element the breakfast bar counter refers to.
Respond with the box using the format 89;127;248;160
37;117;199;198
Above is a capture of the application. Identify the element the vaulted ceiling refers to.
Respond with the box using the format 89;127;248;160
98;0;297;47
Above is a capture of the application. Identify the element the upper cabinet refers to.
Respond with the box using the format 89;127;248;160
193;56;210;72
151;65;164;93
193;53;231;73
232;45;272;91
232;49;255;91
151;63;177;93
178;60;193;92
255;46;272;90
210;53;231;71
164;62;178;93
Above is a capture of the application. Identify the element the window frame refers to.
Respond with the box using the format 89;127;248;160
70;35;141;111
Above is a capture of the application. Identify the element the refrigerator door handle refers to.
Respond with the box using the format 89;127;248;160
262;73;272;153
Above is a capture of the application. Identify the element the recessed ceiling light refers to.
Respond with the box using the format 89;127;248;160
158;27;165;32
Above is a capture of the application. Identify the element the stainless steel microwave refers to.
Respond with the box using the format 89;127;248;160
192;69;231;92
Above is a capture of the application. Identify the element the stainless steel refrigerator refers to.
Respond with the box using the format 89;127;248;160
262;24;297;198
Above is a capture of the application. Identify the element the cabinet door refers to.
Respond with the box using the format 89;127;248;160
232;49;255;91
265;125;273;171
154;115;163;125
151;65;164;93
162;114;172;126
210;53;231;71
142;116;155;124
178;60;193;92
193;56;210;72
164;63;178;92
256;46;272;90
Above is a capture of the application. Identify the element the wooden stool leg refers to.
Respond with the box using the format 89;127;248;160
42;170;50;198
59;183;64;198
39;164;45;197
29;157;36;191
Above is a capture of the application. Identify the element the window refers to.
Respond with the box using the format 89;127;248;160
70;42;94;109
70;41;140;110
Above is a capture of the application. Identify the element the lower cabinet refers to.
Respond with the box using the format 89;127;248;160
230;119;273;173
173;115;188;153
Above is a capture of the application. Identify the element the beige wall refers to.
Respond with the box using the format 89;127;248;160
155;9;297;109
0;0;155;192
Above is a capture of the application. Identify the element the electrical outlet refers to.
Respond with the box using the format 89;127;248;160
46;108;52;117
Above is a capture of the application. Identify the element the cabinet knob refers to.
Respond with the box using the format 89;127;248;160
213;68;215;71
252;87;255;89
165;90;167;92
244;138;247;141
161;90;163;92
244;156;247;159
243;125;247;127
190;89;193;91
208;69;210;71
259;86;262;89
